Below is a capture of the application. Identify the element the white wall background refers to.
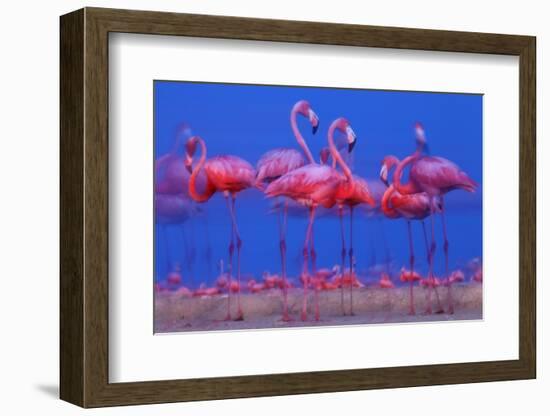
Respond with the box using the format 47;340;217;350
0;0;545;414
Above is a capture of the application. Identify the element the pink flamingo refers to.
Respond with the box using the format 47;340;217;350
327;128;376;316
472;269;483;283
155;185;200;288
247;279;266;294
320;145;375;316
380;155;443;314
393;123;477;314
420;275;441;289
256;100;319;321
155;123;202;286
166;263;183;287
379;272;395;289
444;270;465;286
185;135;256;321
156;123;193;195
265;118;358;321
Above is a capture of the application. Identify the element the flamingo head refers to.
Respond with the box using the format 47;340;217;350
379;155;400;186
177;122;192;139
294;100;319;134
171;123;193;154
414;122;429;153
331;117;357;152
319;147;331;165
184;136;199;173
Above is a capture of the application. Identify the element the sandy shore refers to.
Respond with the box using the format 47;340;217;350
154;284;482;333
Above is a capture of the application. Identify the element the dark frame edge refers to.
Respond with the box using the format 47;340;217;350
60;8;86;407
518;37;536;379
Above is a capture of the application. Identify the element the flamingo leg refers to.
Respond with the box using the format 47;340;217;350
279;199;291;321
380;218;391;275
348;205;355;316
310;214;317;276
229;194;244;321
188;220;196;288
440;197;453;314
161;225;172;284
425;200;438;314
203;216;213;282
310;207;320;321
181;226;195;287
224;195;234;321
155;224;162;285
422;220;443;313
338;205;347;316
301;206;316;321
407;220;416;315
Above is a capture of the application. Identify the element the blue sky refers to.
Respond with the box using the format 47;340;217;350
154;80;482;287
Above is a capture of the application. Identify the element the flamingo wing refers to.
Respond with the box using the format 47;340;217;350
155;194;199;224
411;156;477;195
350;175;377;207
205;155;256;192
390;192;432;220
256;148;306;183
265;164;340;204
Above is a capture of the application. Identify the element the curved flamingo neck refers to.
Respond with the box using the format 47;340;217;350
328;123;352;180
393;145;422;195
291;107;315;164
381;185;400;219
188;138;214;203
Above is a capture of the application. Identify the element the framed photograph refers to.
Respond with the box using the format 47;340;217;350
60;7;536;407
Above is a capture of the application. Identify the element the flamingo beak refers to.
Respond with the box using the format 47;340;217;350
346;125;357;152
184;154;193;173
309;109;319;134
379;165;388;186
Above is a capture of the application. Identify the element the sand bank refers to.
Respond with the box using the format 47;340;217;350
155;284;482;333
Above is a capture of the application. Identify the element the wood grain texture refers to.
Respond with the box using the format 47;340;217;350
59;7;537;408
59;8;84;407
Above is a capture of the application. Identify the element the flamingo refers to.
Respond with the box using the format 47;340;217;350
155;123;203;286
380;155;443;314
327;132;376;316
155;190;199;288
166;263;183;287
265;117;358;321
444;270;465;286
156;123;193;195
256;100;319;321
393;123;477;313
472;268;483;283
185;135;256;321
379;272;395;289
247;279;266;294
319;136;376;316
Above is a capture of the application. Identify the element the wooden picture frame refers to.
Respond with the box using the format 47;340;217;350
60;7;536;408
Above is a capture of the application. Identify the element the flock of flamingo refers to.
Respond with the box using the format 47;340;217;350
155;99;481;325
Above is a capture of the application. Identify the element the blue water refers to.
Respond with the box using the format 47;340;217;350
154;81;482;288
